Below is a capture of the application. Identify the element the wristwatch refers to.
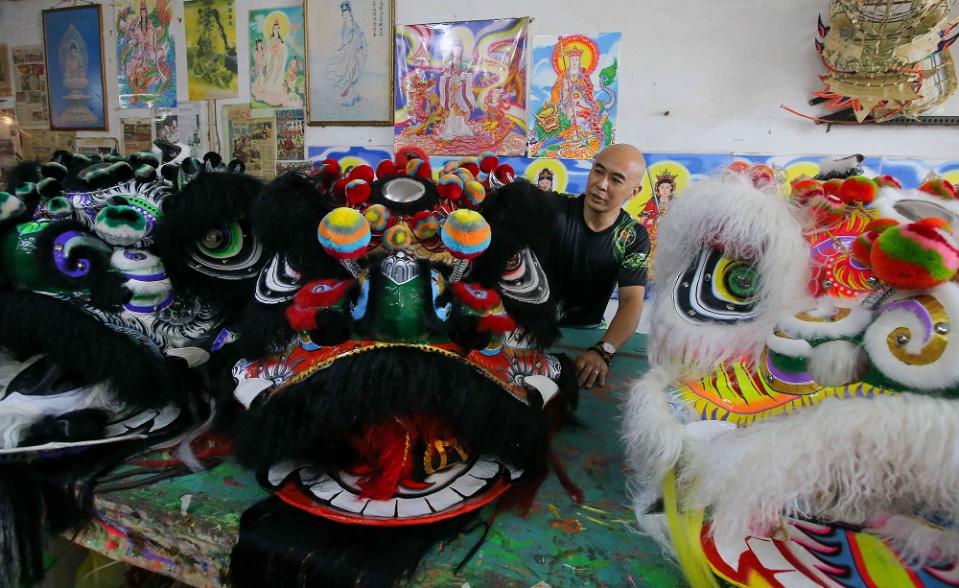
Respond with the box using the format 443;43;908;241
589;341;616;365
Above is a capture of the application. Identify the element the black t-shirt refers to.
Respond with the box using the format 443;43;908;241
546;193;650;327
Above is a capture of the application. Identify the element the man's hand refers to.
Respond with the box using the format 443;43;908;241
575;349;608;388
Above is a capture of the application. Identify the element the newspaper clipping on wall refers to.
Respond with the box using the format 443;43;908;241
122;118;154;154
12;45;49;129
225;104;275;180
19;128;76;161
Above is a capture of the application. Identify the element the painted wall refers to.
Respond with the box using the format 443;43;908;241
2;0;958;159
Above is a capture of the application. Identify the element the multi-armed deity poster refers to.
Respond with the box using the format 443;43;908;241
115;0;177;108
527;33;620;160
394;17;528;156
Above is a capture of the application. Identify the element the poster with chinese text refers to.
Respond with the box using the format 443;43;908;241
185;0;238;100
122;118;154;153
394;17;528;156
12;46;49;128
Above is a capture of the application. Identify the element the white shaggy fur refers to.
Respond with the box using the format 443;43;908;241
679;394;959;565
778;298;875;340
622;365;689;517
873;186;959;226
863;282;959;391
649;175;810;374
806;340;868;386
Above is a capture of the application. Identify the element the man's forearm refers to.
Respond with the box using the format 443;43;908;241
601;290;645;349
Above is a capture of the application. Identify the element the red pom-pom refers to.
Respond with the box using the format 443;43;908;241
823;178;843;196
313;158;340;180
348;164;375;184
460;162;480;178
875;175;902;189
437;182;463;200
838;176;878;204
919;178;958;200
375;159;397;179
808;192;845;225
480;154;498;174
405;158;433;179
345;179;371;205
852;217;897;266
726;161;750;175
394;145;428;170
790;178;823;205
914;217;950;230
494;164;515;185
332;178;349;200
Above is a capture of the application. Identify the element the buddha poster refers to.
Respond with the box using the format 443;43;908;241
527;33;620;160
41;5;107;130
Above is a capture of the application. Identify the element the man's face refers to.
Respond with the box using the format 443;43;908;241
584;149;643;215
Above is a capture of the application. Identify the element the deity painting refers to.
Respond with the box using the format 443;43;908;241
249;6;305;109
527;33;620;160
185;0;238;100
395;18;529;156
116;0;176;108
306;0;394;125
0;45;11;96
42;5;107;130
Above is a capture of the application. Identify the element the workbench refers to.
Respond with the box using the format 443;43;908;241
69;329;684;587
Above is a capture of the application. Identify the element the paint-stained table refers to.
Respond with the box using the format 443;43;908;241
70;329;684;587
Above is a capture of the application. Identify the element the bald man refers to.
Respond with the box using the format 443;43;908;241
545;144;650;388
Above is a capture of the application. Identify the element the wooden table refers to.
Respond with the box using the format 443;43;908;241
70;329;684;587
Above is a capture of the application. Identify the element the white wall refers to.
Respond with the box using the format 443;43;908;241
2;0;958;159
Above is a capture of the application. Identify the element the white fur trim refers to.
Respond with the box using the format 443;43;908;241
778;299;875;340
0;193;26;221
678;394;959;565
649;175;810;373
765;331;813;358
873;186;959;227
863;282;959;391
872;514;959;566
806;340;868;386
96;218;147;247
110;249;163;272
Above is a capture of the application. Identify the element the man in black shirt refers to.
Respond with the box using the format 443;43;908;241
546;144;649;388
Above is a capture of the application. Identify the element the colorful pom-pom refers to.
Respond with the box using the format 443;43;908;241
312;158;341;181
453;167;475;187
459;162;480;178
463;180;486;207
838;176;878;204
345;179;371;205
870;219;959;289
406;158;432;179
376;159;398;179
808;192;846;225
332;178;349;200
317;207;371;259
364;203;391;232
451;282;504;311
725;161;750;175
441;209;492;260
394;145;428;170
348;164;375;184
790;178;823;205
383;224;413;251
853;218;899;265
438;174;464;200
918;178;958;200
749;164;776;188
874;175;902;189
411;210;439;240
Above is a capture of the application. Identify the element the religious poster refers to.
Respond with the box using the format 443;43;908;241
249;6;305;109
116;0;177;108
0;45;12;96
185;0;239;100
12;45;49;128
527;33;620;160
18;128;75;162
275;108;305;161
154;102;206;155
225;104;275;180
122;118;154;153
394;17;529;156
41;5;108;130
306;0;394;125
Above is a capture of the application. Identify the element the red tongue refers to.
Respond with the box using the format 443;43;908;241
348;415;463;500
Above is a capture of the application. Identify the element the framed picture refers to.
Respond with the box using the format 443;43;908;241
305;0;394;126
42;5;108;131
